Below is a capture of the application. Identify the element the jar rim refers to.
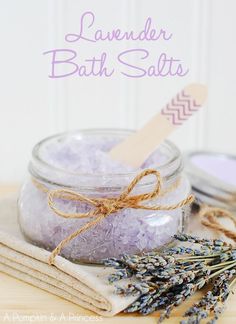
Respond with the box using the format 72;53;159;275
30;128;183;188
185;150;236;209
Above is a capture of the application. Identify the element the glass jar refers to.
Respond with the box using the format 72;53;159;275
18;129;191;263
185;151;236;212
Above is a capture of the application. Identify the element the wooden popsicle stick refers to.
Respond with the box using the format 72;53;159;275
109;83;207;168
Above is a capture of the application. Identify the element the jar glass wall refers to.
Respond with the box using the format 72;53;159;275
18;129;191;263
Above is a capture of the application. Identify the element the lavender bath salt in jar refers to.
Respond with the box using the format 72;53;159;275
18;129;191;263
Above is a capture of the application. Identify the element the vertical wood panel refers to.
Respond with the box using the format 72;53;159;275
63;1;131;130
119;0;138;130
132;0;199;152
193;0;212;149
0;0;236;182
0;0;55;182
206;0;236;153
47;0;68;132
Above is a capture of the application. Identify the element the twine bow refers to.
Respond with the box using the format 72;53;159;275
44;169;194;265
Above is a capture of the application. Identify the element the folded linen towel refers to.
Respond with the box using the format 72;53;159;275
0;195;137;316
0;195;233;317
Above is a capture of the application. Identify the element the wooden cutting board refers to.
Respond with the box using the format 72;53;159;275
0;185;235;324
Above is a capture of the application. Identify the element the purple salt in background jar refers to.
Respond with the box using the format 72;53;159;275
185;151;236;211
18;129;191;263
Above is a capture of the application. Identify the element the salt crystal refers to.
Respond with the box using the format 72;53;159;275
18;130;190;263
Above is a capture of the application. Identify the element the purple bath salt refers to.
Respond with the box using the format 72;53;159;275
191;154;236;187
18;130;190;263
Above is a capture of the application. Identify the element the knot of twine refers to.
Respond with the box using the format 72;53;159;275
199;205;236;242
34;169;194;265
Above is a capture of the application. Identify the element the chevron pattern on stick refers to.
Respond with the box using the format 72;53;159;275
161;90;201;126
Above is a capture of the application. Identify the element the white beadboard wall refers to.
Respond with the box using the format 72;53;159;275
0;0;236;182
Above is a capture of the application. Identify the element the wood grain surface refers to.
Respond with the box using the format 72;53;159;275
0;185;235;324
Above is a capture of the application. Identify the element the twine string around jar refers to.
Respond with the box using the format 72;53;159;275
32;169;194;265
199;205;236;242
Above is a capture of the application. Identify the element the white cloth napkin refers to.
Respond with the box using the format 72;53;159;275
0;195;137;316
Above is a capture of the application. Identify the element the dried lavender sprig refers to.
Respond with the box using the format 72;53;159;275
125;264;209;315
167;246;210;256
108;268;133;283
166;245;232;257
174;234;231;248
183;270;236;324
104;235;236;323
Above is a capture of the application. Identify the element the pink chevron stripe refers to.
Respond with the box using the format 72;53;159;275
175;95;193;116
171;98;190;119
161;90;201;125
182;90;200;104
180;97;199;112
170;100;188;121
162;104;181;124
181;91;201;111
162;104;183;125
179;91;201;108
